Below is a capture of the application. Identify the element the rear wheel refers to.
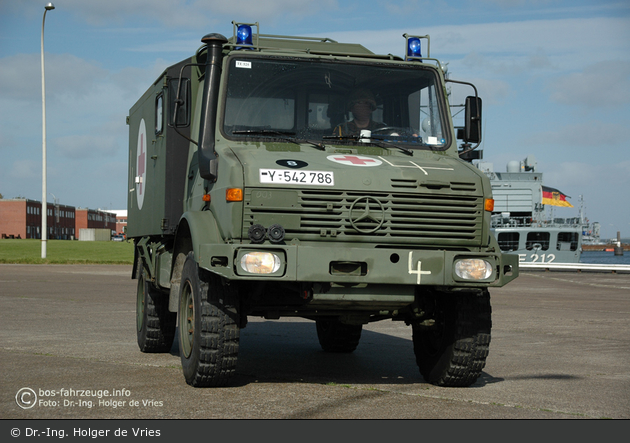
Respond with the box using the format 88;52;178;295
178;253;240;387
412;290;492;387
316;318;362;353
136;259;176;353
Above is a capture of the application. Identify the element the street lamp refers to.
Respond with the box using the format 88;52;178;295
41;2;55;258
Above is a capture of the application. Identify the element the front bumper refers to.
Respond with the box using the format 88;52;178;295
198;243;519;288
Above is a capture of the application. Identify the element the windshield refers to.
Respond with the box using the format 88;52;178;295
222;56;449;150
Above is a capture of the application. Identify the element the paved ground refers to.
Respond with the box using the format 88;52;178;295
1;264;629;420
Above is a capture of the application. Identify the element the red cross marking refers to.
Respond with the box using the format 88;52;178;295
137;133;145;194
333;155;377;165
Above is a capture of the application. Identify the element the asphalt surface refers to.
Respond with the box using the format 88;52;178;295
1;264;629;420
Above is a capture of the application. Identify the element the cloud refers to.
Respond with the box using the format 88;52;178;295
53;134;119;159
379;0;433;15
459;47;553;76
526;121;624;147
0;53;106;103
549;61;630;109
325;16;630;74
447;76;512;107
107;61;171;106
549;160;630;189
543;160;630;228
125;39;202;54
46;0;339;28
7;159;40;181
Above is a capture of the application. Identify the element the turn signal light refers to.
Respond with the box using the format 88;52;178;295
226;188;243;202
485;198;494;212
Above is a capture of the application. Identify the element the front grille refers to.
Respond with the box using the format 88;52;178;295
244;188;483;246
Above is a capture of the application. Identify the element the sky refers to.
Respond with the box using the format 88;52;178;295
0;0;629;240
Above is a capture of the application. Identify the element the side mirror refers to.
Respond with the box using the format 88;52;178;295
464;96;482;144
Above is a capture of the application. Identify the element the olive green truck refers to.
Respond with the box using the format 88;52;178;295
127;22;519;388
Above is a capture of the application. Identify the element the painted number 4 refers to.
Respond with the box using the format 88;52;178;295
408;252;432;284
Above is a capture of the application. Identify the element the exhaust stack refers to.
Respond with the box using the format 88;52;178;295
197;33;227;182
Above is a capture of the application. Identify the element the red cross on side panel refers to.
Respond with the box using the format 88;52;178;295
137;133;145;194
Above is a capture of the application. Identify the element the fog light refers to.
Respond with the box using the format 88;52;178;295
248;224;266;243
455;259;492;280
267;224;285;243
240;252;281;274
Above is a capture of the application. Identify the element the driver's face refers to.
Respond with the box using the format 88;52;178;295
351;100;373;119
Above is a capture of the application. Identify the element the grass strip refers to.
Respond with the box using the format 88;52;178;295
0;239;134;264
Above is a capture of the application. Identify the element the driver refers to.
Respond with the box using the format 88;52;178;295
333;88;386;136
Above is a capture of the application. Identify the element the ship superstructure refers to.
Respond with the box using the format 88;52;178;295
476;156;582;264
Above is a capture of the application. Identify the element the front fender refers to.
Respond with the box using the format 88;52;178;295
169;210;225;312
175;210;224;263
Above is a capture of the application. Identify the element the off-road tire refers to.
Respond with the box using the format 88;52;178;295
316;318;362;353
136;259;176;353
178;253;239;387
412;290;492;387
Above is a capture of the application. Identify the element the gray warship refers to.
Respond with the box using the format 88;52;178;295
476;155;584;264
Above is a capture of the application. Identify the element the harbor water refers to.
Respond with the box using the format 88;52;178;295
580;250;630;265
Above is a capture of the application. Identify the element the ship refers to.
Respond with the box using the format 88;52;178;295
475;155;585;264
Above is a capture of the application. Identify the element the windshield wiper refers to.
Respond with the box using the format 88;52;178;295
368;137;413;156
323;134;413;156
232;129;326;151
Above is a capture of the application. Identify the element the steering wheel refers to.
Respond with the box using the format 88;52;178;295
371;126;418;138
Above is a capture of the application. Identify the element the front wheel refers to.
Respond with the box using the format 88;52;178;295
178;253;239;387
412;290;492;387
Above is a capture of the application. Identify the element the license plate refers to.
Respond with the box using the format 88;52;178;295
259;169;334;186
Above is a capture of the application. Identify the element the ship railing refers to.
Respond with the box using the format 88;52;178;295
491;215;582;229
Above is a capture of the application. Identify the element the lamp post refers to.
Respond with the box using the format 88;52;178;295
41;2;55;258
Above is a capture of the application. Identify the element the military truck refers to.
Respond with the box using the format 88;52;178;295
127;21;519;388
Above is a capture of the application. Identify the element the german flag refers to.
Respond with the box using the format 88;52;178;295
542;186;573;208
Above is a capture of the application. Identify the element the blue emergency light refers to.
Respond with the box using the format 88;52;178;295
407;37;422;59
236;24;254;49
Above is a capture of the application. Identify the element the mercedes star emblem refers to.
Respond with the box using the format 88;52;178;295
349;196;385;234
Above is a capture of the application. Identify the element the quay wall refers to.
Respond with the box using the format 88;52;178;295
582;243;630;252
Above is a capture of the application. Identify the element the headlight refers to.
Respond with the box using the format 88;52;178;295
455;259;493;280
239;252;281;274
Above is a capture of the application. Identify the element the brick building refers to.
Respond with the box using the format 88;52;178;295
0;199;42;239
0;198;76;240
75;208;117;240
0;199;116;240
